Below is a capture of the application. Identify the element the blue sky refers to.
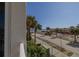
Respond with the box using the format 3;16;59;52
26;2;79;29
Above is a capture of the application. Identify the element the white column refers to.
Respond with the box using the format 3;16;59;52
4;2;26;57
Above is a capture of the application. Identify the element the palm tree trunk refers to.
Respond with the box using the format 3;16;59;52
29;28;31;40
74;35;77;43
26;31;28;41
34;28;36;43
27;27;31;41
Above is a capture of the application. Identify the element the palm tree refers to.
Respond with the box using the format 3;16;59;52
76;24;79;28
76;24;79;38
70;26;77;43
37;24;42;30
26;16;42;43
46;27;50;31
55;28;59;37
26;16;37;41
34;24;42;42
46;27;51;35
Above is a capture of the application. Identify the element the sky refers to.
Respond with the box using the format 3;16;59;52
26;2;79;29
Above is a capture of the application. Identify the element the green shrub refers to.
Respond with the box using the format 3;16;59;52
27;40;50;57
67;52;73;56
45;31;52;36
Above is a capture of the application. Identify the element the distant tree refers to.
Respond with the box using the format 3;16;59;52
45;27;52;36
76;24;79;38
76;24;79;28
46;27;50;31
55;28;59;37
70;26;77;43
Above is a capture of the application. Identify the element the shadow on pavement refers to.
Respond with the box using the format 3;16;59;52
67;42;79;48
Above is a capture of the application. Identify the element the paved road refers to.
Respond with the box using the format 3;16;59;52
32;33;79;57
